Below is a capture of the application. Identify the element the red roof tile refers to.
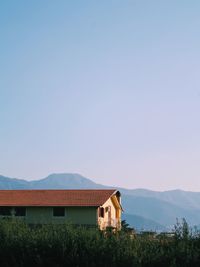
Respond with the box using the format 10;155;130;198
0;190;117;207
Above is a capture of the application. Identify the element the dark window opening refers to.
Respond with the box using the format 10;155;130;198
53;207;65;217
99;207;104;218
0;207;12;216
15;207;26;216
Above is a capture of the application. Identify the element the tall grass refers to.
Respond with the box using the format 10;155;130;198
0;218;200;267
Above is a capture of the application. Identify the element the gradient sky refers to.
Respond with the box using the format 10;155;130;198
1;0;200;191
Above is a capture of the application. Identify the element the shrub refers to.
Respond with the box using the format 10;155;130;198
0;219;200;267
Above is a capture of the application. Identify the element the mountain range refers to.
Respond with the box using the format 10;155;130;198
1;173;200;231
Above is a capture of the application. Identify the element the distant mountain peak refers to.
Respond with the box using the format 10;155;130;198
28;173;105;189
43;173;87;181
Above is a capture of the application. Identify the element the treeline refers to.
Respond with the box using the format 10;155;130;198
0;219;200;267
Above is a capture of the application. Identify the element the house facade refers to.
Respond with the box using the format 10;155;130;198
0;189;122;230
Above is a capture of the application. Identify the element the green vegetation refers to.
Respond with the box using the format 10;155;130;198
0;218;200;267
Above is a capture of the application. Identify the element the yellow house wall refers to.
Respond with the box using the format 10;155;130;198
98;197;121;230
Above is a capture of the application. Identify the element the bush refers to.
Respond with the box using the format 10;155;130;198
0;218;200;267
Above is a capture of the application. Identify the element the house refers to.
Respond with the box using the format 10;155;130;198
0;189;122;230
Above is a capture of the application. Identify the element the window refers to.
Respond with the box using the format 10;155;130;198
0;207;26;216
0;207;12;216
99;207;104;218
15;207;26;216
53;207;65;217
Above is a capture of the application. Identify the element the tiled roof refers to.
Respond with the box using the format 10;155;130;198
0;189;117;207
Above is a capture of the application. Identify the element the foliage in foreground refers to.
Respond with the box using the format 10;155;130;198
0;219;200;267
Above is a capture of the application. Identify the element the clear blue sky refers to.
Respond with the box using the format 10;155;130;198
1;0;200;190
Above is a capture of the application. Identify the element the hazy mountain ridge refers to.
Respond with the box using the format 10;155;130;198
1;173;200;231
122;213;167;232
122;194;200;227
0;175;29;189
120;188;200;210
